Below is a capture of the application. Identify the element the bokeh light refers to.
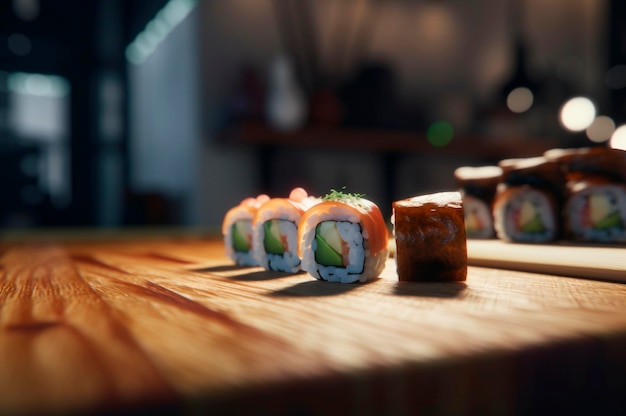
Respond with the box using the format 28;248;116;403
12;0;40;21
427;121;454;147
586;116;616;143
7;33;31;56
609;125;626;151
506;87;534;113
559;97;596;132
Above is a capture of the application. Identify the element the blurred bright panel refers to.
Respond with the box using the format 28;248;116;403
7;72;71;208
559;97;596;132
585;116;615;143
9;76;69;140
8;72;70;97
126;0;199;65
506;87;534;113
609;125;626;151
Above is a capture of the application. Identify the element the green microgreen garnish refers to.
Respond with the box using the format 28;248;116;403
322;187;365;203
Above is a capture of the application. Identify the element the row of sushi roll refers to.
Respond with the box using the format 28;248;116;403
455;146;626;243
224;187;469;284
222;187;390;283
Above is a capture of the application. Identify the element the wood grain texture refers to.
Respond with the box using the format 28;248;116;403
1;236;625;415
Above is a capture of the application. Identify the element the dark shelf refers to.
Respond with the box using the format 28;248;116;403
221;122;559;159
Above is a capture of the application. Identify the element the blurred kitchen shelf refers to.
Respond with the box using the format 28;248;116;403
220;121;558;158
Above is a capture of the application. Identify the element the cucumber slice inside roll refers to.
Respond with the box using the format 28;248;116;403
264;220;285;254
594;211;623;230
232;221;250;252
522;213;546;233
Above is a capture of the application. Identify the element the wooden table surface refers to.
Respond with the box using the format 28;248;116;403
1;233;625;415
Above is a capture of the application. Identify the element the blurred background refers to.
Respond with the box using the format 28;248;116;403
1;0;625;231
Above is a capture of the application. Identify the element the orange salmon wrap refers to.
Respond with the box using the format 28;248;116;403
222;194;270;266
298;191;389;283
252;187;320;272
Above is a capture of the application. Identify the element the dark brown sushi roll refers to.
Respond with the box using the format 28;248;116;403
454;166;502;239
392;192;467;282
546;147;626;242
563;174;626;242
545;146;626;183
493;157;563;243
498;156;564;191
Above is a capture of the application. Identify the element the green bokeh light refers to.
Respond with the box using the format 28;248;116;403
427;121;454;147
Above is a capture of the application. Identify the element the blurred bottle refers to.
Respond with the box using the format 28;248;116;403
265;55;307;131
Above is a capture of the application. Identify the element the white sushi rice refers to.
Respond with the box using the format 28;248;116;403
232;250;256;266
566;184;626;242
300;207;388;283
252;203;303;273
315;221;364;283
493;187;557;242
260;220;301;272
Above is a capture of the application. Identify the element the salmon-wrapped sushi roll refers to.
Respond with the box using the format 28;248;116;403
298;190;389;283
222;194;270;266
252;187;320;273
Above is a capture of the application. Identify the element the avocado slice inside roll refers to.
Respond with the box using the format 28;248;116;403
315;222;344;267
232;221;250;252
264;220;285;254
522;213;546;233
594;211;623;230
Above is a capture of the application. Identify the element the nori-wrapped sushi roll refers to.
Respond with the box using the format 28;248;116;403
454;165;502;239
493;156;563;243
546;147;626;242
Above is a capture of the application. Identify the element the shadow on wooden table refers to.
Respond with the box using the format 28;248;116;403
269;278;378;298
227;270;307;281
191;264;256;273
393;281;467;298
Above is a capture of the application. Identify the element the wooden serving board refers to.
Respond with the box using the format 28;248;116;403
467;239;626;283
1;236;626;415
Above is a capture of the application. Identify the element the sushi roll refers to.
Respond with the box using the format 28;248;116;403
546;147;626;242
493;156;563;243
564;176;626;242
392;192;467;282
222;194;270;266
298;189;389;283
544;146;626;182
454;165;502;239
252;187;320;273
